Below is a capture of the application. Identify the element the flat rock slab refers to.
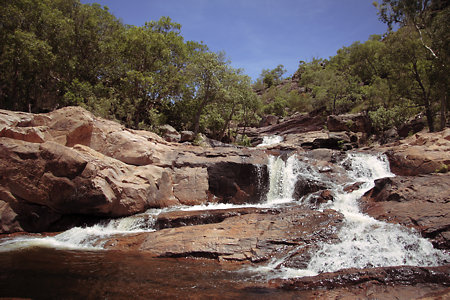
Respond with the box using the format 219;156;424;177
103;206;344;263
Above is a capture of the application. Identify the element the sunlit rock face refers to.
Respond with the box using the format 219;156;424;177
0;107;269;233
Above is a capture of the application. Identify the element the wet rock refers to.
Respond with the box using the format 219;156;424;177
343;182;364;193
293;178;327;200
301;136;354;151
154;207;279;230
207;162;269;204
269;265;450;292
104;207;344;263
360;174;450;249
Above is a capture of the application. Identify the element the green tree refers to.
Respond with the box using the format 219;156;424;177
375;0;449;130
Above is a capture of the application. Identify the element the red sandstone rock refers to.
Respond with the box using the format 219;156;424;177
103;207;344;263
0;107;269;233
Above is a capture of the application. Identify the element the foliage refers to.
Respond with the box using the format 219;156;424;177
368;100;420;132
254;64;287;89
0;0;259;139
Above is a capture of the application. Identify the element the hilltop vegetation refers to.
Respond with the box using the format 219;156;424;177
0;0;448;141
256;0;449;133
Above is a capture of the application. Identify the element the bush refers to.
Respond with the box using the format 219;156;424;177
369;100;419;132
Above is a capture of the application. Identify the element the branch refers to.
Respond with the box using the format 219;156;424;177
414;24;439;60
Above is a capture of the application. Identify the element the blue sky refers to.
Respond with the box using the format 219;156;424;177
81;0;388;80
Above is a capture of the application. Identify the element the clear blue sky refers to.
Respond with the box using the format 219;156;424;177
80;0;388;81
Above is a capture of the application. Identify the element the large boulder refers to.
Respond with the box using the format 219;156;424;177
0;138;167;233
360;174;450;249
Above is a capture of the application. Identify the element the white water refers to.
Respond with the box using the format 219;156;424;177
0;210;161;252
257;135;283;147
259;152;449;278
0;152;448;277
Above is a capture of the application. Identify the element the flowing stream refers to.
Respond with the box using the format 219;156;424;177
257;152;448;278
0;151;448;278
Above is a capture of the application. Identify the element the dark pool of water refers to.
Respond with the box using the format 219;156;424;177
0;248;302;299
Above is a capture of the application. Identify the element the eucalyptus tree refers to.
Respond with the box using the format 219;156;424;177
375;0;449;130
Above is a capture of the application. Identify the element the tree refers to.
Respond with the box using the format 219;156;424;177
255;64;287;89
183;51;227;135
375;0;449;130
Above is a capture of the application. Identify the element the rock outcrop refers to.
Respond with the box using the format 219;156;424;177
103;206;344;263
360;174;450;249
0;107;269;233
327;113;372;133
379;128;450;176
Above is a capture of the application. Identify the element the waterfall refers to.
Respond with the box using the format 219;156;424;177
265;155;300;204
1;151;447;278
257;135;283;147
262;152;449;278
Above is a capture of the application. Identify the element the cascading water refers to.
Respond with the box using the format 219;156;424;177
0;209;162;251
257;135;283;147
259;152;449;278
0;151;448;279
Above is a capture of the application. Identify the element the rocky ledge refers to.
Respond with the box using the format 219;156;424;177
0;107;269;233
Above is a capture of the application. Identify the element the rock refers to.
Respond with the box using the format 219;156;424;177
301;136;349;150
397;115;426;138
180;130;195;143
207;162;269;204
268;265;450;292
293;178;327;200
159;124;181;143
360;174;450;249
0;126;48;143
379;128;450;176
343;181;364;193
103;206;344;263
154;207;278;230
327;113;372;133
0;138;168;232
0;107;271;233
259;115;279;127
258;113;326;135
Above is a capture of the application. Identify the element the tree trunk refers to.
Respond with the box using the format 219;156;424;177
441;94;447;130
218;105;236;141
193;98;209;135
425;104;435;132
